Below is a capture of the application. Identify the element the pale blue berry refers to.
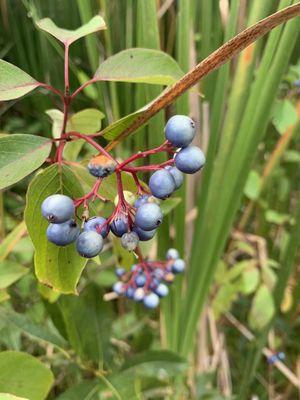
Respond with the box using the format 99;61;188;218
42;194;74;223
46;219;79;246
135;203;163;231
175;146;205;174
165;115;196;148
149;169;175;199
76;231;103;258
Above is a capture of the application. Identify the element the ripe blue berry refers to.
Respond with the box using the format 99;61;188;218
135;203;163;231
134;195;150;208
133;288;145;302
46;219;80;246
175;145;205;174
110;215;128;237
166;248;179;260
149;169;175;199
165;166;184;190
135;273;147;287
84;216;109;238
171;259;186;273
155;283;169;297
88;154;117;178
165;115;196;148
113;281;125;295
126;286;135;299
42;194;74;223
143;292;160;309
133;225;156;241
121;231;139;251
115;267;126;278
76;231;103;258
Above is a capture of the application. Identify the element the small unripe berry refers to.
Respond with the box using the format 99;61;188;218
165;115;196;148
133;287;145;302
155;283;169;298
165;166;184;190
175;146;205;174
121;231;139;251
126;286;135;299
172;259;186;273
133;225;156;241
143;292;160;308
42;194;74;224
149;169;175;199
76;231;103;258
164;272;175;283
46;219;80;246
84;216;109;238
166;248;179;260
135;203;163;231
110;215;128;237
88;154;117;178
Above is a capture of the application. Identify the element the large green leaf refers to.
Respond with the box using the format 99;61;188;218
101;108;145;140
0;60;40;101
36;16;106;46
248;284;275;330
57;285;112;367
0;351;54;400
24;164;87;294
95;48;183;85
0;261;28;289
0;134;52;190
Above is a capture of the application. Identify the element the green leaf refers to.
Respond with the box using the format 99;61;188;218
121;351;187;379
0;60;40;101
0;351;54;400
77;70;98;100
0;291;10;303
0;394;28;400
95;48;183;85
0;308;68;355
265;209;290;225
24;164;87;294
160;197;182;216
57;285;112;366
56;380;99;400
272;99;298;134
0;261;28;289
240;266;260;295
0;134;52;190
248;284;275;331
244;170;261;200
101;108;145;140
36;15;106;46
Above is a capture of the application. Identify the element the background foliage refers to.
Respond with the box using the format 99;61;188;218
0;0;300;399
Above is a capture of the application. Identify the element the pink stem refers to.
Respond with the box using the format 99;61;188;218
71;77;99;100
39;83;64;100
64;44;70;95
122;159;174;172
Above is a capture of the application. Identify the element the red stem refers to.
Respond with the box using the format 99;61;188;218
64;44;70;96
39;83;64;100
71;77;98;100
122;159;174;172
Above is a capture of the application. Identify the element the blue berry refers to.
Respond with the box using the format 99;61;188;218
171;259;186;273
135;203;163;231
134;195;150;208
126;286;135;299
166;248;179;260
121;231;139;251
110;215;128;237
165;115;196;148
165;166;184;190
42;194;74;223
133;225;156;241
115;267;126;278
133;288;145;302
149;169;175;199
143;292;160;308
153;268;164;280
113;281;125;295
88;154;117;178
135;274;147;287
76;231;103;258
84;216;109;238
175;146;205;174
155;283;169;297
46;219;80;246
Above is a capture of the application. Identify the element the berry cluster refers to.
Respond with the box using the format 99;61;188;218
113;248;185;308
41;115;205;302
